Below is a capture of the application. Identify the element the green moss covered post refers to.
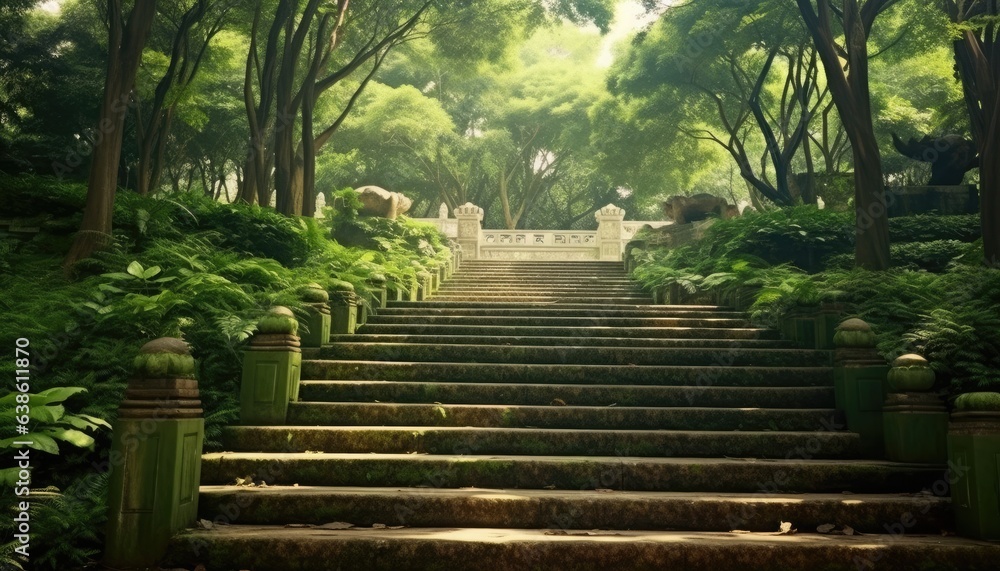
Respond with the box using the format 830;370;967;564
417;270;433;300
368;274;388;309
882;354;948;464
105;338;204;568
948;392;1000;539
299;283;330;348
239;307;302;424
833;318;889;457
328;280;359;335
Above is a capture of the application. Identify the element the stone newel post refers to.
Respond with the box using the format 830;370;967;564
882;354;947;463
105;338;204;568
832;318;889;457
595;204;626;262
299;283;331;348
454;202;484;260
948;391;1000;539
239;307;302;424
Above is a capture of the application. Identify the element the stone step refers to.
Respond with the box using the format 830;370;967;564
376;308;723;319
286;402;840;431
364;315;749;328
317;343;830;367
385;301;729;311
442;278;637;285
302;361;833;387
297;381;834;408
221;426;859;458
357;324;778;340
428;295;653;304
162;526;1000;571
197;486;950;533
434;288;646;296
200;453;945;493
326;334;794;349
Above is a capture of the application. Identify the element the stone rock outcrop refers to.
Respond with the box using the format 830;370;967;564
356;186;412;220
662;193;738;225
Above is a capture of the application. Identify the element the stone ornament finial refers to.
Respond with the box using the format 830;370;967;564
887;353;935;392
257;306;299;336
833;318;877;348
439;202;449;219
454;203;484;218
133;337;195;379
596;204;625;218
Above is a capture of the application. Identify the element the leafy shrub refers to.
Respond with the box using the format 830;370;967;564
888;214;981;243
630;207;1000;393
172;195;313;266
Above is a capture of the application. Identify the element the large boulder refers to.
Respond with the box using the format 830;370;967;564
356;186;412;220
662;193;737;225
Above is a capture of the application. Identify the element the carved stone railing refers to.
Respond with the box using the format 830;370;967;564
414;202;672;262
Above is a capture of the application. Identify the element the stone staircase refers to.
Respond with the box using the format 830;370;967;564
166;261;998;570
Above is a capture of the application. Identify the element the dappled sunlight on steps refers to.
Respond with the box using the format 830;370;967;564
165;260;1000;570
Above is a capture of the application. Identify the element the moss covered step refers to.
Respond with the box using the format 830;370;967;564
357;324;779;340
163;526;1000;571
364;315;750;328
221;426;859;458
429;295;653;304
302;361;833;387
386;301;727;311
316;343;831;367
285;402;840;431
298;381;834;408
200;453;944;493
327;334;795;349
197;486;950;533
435;285;645;293
439;278;636;284
374;308;745;318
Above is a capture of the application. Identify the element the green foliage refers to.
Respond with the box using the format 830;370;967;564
0;388;110;484
631;208;1000;393
1;174;453;567
887;214;982;243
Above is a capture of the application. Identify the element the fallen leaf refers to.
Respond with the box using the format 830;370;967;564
372;523;387;529
388;526;405;530
545;530;568;535
730;530;752;534
595;488;615;493
817;524;836;534
843;525;855;536
196;519;214;530
543;484;557;490
284;524;314;528
317;522;354;530
776;521;797;535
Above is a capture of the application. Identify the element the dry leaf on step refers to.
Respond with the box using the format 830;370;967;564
816;523;836;534
373;523;387;529
775;521;796;535
730;530;751;534
843;525;855;536
317;522;354;530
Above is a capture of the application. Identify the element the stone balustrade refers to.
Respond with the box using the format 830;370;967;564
412;202;671;262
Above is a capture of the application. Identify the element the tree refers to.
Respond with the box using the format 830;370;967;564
65;0;158;270
795;0;902;270
606;0;824;208
941;0;1000;266
133;0;235;196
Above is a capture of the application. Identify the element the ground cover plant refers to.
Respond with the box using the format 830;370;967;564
0;176;450;570
629;207;998;394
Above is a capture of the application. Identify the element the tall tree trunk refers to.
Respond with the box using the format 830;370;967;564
65;0;158;270
947;0;1000;266
796;0;892;270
